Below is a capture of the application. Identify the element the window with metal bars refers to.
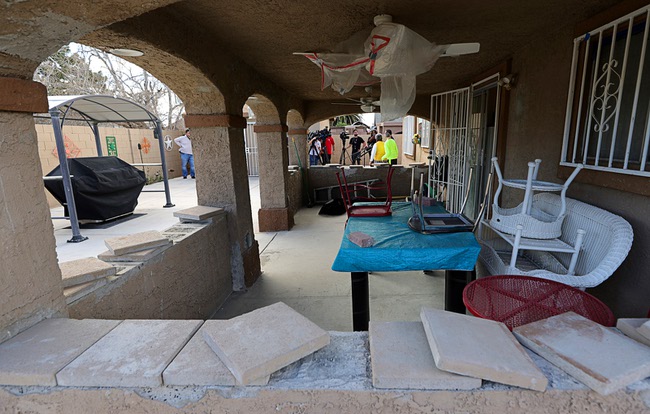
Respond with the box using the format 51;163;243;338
561;5;650;177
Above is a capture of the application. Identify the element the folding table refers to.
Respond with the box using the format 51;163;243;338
332;202;481;331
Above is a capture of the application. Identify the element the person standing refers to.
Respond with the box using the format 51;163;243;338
324;132;335;165
174;128;195;179
347;130;366;165
370;134;385;166
308;135;322;166
381;129;398;165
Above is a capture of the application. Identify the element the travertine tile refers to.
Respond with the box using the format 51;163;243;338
57;320;202;387
173;205;224;221
637;320;650;341
202;302;330;385
420;307;547;391
60;257;116;288
0;319;121;386
514;312;650;395
369;321;481;390
163;325;269;386
97;244;171;262
63;278;108;304
104;230;171;255
616;319;650;347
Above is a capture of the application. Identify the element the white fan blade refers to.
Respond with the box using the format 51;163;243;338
440;43;480;57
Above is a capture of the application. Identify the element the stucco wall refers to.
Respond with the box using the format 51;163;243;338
68;217;232;320
0;113;68;344
505;24;650;316
287;169;303;216
308;165;427;203
1;386;647;413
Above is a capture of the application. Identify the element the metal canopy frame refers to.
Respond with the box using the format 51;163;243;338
46;95;174;243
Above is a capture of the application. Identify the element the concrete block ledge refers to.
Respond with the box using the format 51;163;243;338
0;331;649;413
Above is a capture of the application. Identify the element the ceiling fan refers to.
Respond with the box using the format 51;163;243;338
332;86;380;113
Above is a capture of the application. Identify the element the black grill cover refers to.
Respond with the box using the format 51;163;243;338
45;156;146;222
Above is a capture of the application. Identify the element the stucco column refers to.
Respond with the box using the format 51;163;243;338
255;124;294;232
0;77;68;342
184;114;261;289
288;129;308;168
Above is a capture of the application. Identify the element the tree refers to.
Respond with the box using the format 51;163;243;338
34;43;184;128
332;114;362;127
34;45;108;96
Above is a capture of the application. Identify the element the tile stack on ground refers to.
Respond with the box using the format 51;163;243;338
616;318;650;347
419;307;548;391
59;257;117;304
0;319;121;386
173;205;224;223
202;302;330;385
637;320;650;341
369;321;481;390
514;312;650;395
98;230;172;262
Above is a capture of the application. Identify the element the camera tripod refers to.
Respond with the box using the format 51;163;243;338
339;146;353;165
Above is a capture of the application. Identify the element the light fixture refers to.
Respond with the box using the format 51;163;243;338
498;74;516;90
108;48;144;57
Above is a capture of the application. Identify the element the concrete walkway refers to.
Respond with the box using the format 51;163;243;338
51;176;444;331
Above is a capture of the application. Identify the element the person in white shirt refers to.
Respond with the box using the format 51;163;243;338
174;128;195;178
308;136;322;166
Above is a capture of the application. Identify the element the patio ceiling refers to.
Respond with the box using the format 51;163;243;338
84;0;622;110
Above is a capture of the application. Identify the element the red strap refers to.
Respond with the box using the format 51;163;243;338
368;35;391;75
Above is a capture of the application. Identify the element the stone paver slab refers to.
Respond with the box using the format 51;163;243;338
514;312;650;395
163;324;268;386
63;278;108;304
202;302;330;385
98;244;171;263
60;257;116;288
173;205;224;221
616;319;650;347
56;320;202;387
0;318;121;386
104;230;171;256
369;321;481;390
637;320;650;341
420;307;547;391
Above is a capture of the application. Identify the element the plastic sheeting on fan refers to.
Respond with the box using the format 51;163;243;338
302;22;445;121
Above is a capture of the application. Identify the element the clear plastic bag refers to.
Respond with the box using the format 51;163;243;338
301;21;444;120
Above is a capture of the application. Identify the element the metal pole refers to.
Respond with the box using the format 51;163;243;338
49;110;87;243
155;121;174;207
92;122;103;156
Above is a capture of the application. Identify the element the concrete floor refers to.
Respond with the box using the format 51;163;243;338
51;176;445;332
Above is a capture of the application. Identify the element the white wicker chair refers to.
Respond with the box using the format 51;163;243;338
478;193;634;289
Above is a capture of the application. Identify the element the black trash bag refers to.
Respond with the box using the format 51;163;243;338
318;198;346;216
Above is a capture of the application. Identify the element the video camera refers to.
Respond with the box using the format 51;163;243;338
308;128;329;142
339;131;349;142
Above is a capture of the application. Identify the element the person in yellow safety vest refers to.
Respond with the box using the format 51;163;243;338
381;129;399;165
370;134;385;166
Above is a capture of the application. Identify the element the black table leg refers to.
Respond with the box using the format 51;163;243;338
445;269;476;314
351;271;369;331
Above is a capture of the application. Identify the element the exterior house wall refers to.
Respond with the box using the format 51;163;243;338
505;21;650;316
35;124;184;208
68;217;232;320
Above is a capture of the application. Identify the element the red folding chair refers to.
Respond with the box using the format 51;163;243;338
335;165;394;219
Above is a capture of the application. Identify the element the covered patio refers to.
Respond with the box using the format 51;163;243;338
1;0;650;412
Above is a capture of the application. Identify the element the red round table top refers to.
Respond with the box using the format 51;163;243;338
463;275;615;330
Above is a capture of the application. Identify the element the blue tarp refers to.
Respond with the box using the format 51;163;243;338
331;203;480;272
